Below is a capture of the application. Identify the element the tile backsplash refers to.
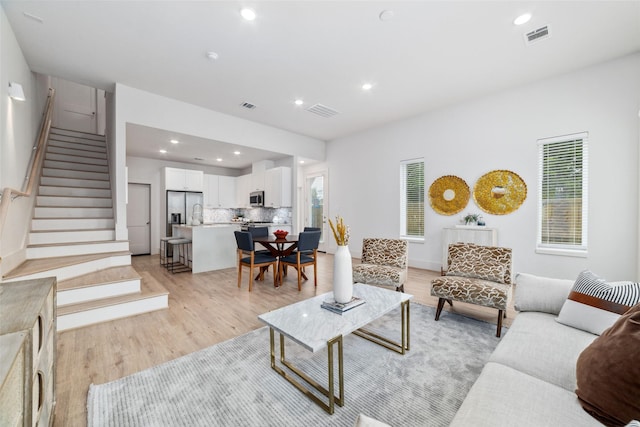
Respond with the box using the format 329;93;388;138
203;207;292;224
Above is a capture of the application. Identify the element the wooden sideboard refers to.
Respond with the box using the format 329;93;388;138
442;226;498;272
0;277;57;427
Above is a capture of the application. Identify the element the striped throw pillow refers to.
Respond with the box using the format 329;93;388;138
556;270;640;335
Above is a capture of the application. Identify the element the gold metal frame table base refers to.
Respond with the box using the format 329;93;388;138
267;299;410;414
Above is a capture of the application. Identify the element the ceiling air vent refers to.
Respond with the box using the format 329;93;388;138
240;102;257;110
524;25;551;45
306;103;339;118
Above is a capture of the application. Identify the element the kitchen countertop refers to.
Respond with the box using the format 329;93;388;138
175;223;291;227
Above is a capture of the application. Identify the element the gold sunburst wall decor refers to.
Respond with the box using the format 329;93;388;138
429;175;470;215
473;169;527;215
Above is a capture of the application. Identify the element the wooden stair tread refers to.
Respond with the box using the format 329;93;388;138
57;266;141;291
30;228;114;233
27;240;128;249
57;275;169;316
2;251;131;280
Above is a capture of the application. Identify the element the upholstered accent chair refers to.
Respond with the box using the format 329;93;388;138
234;230;278;292
352;238;409;292
431;242;512;337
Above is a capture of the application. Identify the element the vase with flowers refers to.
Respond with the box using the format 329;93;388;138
329;216;353;303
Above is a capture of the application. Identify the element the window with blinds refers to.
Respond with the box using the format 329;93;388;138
537;132;588;256
400;159;425;240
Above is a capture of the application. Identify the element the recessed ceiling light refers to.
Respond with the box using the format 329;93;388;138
234;151;241;155
294;99;304;106
240;8;256;21
159;149;167;154
206;51;219;60
362;83;373;91
170;139;179;144
514;13;532;26
299;160;305;164
216;158;223;162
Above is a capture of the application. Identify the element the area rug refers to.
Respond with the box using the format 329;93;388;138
87;304;503;426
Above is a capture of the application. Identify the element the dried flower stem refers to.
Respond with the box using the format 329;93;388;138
328;216;350;246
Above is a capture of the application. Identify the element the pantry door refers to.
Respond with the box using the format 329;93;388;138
127;183;151;255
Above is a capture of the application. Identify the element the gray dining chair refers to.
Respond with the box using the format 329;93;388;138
234;231;277;291
248;226;271;256
278;230;321;290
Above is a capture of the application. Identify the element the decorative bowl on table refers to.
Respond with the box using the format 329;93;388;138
273;230;289;239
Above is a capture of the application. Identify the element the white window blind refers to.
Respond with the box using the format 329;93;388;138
400;159;424;239
537;132;588;256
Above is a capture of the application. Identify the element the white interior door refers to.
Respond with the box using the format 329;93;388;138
127;183;151;255
305;171;328;252
51;77;98;134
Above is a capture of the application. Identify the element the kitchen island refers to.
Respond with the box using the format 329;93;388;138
172;224;240;274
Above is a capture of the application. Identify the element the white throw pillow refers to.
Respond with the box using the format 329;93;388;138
514;272;574;315
353;414;392;427
556;270;640;335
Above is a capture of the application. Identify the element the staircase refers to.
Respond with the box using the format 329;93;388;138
2;127;168;331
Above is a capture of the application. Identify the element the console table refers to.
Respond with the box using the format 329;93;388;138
0;277;57;427
442;226;498;272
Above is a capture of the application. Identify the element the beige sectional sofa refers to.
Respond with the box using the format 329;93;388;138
450;273;602;426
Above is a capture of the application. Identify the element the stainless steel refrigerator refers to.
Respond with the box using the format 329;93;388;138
166;190;203;237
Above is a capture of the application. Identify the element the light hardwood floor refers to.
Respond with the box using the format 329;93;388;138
54;253;517;426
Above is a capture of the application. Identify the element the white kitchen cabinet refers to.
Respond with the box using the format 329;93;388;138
203;174;219;208
218;176;236;208
164;167;204;191
250;160;274;191
264;167;292;208
236;174;251;208
204;174;237;208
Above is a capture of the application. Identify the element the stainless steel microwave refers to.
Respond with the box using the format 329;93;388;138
250;191;264;207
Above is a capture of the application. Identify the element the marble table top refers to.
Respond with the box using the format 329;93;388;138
258;283;412;352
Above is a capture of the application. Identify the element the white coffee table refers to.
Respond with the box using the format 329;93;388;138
258;283;412;414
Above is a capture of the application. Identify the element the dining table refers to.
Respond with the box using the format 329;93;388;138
252;234;307;286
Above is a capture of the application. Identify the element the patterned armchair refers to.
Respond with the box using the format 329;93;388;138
431;243;512;337
352;238;408;292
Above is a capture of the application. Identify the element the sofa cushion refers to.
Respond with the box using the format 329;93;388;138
353;413;392;427
576;303;640;426
450;362;602;427
556;270;640;335
447;258;506;283
352;264;406;287
514;272;573;315
431;276;511;311
489;311;596;391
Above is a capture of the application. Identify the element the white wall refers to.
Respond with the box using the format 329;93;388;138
0;7;39;274
328;53;640;281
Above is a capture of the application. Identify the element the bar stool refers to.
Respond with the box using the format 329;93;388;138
159;237;172;266
166;238;192;273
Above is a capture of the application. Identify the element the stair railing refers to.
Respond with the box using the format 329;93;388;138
0;87;55;237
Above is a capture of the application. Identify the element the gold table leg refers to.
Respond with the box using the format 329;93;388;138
269;328;344;414
352;300;410;354
266;300;409;414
